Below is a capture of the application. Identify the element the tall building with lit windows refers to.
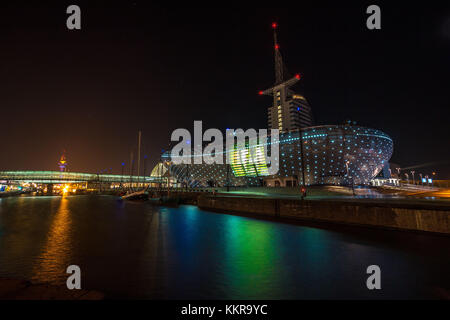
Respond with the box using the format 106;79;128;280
262;22;313;132
267;89;314;131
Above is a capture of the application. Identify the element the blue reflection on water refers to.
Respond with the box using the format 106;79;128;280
0;196;448;299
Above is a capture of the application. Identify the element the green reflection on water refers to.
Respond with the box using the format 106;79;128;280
223;215;283;298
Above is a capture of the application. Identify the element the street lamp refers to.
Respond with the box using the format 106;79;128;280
396;167;401;186
226;164;230;192
345;161;349;180
411;171;415;185
405;173;409;185
419;173;423;186
345;160;355;196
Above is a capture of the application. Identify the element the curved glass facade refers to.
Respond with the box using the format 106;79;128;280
164;125;393;187
276;125;393;185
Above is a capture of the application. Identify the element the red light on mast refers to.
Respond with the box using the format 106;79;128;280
275;44;279;50
272;22;278;29
295;73;301;80
258;90;264;95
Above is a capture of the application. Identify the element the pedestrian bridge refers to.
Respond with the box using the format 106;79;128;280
0;171;162;184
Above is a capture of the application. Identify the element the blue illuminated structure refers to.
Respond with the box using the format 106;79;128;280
162;124;393;187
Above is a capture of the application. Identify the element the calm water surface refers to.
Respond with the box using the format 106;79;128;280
0;195;449;299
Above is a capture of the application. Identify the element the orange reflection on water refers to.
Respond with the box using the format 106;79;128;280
32;197;72;284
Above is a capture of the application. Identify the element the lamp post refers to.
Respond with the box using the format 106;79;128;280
432;172;436;187
226;164;230;192
395;167;401;186
425;175;429;187
419;173;423;186
411;171;415;185
345;160;355;196
405;173;409;185
185;163;189;191
159;150;164;189
299;127;307;199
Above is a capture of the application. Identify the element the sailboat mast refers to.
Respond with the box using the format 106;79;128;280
129;151;134;190
137;131;142;187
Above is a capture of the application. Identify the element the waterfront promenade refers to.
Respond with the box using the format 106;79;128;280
148;186;450;234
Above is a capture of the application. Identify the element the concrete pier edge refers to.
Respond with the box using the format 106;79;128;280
197;195;450;235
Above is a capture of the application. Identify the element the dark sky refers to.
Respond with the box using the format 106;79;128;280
1;2;449;177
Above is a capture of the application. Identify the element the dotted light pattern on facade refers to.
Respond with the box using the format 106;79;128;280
167;163;256;188
164;125;393;187
276;125;393;185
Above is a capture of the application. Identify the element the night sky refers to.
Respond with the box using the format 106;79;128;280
1;3;449;177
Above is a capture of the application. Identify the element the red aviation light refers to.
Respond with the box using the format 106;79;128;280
275;44;280;50
258;90;264;95
272;22;278;29
295;73;301;80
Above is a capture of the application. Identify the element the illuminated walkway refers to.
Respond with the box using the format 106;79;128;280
0;171;161;184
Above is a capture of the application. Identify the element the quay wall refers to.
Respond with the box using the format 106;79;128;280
197;196;450;234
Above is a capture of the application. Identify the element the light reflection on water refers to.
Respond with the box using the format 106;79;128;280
31;197;72;283
0;195;449;299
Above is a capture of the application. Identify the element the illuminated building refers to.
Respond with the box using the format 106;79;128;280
160;125;393;187
266;83;314;131
265;125;393;186
164;162;258;188
230;144;269;177
58;151;68;172
154;23;394;188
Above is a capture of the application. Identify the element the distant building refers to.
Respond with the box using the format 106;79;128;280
58;151;68;172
